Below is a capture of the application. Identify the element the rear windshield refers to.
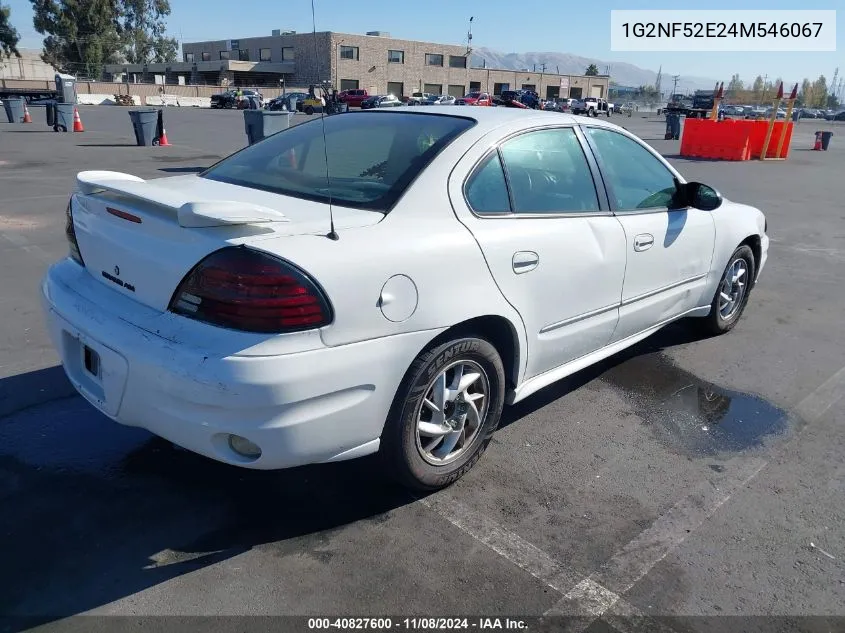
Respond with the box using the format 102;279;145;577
201;112;475;212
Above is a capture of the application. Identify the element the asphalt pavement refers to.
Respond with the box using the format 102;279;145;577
1;106;844;632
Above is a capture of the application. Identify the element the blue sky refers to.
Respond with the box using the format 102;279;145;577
5;0;842;88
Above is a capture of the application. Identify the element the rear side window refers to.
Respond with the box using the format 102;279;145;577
465;153;511;214
498;128;600;214
202;113;475;212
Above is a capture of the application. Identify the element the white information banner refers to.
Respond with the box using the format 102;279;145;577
610;10;836;52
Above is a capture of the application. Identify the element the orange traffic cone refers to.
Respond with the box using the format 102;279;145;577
813;132;822;151
158;126;171;146
22;102;33;123
72;107;84;132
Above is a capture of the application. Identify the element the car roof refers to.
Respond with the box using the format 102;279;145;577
366;106;625;132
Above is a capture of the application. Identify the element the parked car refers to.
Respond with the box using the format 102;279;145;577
456;92;492;106
834;110;845;121
500;90;536;109
266;92;309;111
46;108;768;490
419;94;455;106
360;94;403;109
408;92;437;106
571;97;612;117
211;89;262;109
338;89;369;108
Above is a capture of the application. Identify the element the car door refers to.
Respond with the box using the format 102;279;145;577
450;125;627;381
581;125;716;343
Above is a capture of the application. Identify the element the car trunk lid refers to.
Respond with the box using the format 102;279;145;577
70;171;382;312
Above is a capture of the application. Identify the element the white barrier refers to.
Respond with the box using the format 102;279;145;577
144;95;211;108
77;94;142;106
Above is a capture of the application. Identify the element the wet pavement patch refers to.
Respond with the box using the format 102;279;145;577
600;353;791;458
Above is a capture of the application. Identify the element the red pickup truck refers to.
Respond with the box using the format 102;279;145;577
338;89;369;108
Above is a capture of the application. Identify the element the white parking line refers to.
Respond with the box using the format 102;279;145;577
420;496;581;593
0;231;55;263
423;362;845;626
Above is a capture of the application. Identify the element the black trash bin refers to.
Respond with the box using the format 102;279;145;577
665;112;681;140
243;110;292;145
818;130;833;151
3;97;26;123
54;103;74;132
128;109;160;146
45;101;56;127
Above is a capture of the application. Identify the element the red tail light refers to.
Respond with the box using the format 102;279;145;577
168;247;333;334
66;199;85;266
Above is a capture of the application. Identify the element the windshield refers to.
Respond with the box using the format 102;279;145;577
466;92;481;99
201;112;475;212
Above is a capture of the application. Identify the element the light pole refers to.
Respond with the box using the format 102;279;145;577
335;39;344;91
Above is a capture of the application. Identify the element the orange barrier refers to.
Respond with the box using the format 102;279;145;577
680;118;792;161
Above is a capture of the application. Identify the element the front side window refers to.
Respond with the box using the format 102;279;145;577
585;127;678;210
201;113;475;212
499;128;600;214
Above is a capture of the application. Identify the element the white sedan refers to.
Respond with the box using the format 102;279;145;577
42;107;768;490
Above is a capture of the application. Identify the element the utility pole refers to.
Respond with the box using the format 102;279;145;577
540;62;547;73
671;74;680;95
465;16;474;57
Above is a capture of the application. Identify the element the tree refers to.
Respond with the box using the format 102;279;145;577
811;75;827;108
31;0;124;77
585;63;599;76
752;75;764;99
800;78;813;107
0;2;21;58
120;0;177;64
727;74;743;93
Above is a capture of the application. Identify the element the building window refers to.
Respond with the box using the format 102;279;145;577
201;52;210;61
340;46;359;60
448;84;464;98
522;84;536;91
219;51;230;60
424;83;442;95
184;52;194;63
259;48;272;61
425;53;444;66
493;82;509;95
238;48;250;61
340;79;359;91
469;81;481;92
387;81;404;97
282;47;295;61
449;55;467;68
387;49;404;64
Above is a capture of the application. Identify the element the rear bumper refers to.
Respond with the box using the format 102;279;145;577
41;259;441;470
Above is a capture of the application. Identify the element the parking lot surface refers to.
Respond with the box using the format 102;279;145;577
1;106;844;632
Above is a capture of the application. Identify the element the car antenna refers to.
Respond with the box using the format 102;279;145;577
310;0;339;240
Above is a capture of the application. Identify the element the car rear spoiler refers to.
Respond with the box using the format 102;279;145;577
75;171;290;228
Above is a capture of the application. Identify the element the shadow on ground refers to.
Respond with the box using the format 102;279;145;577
0;320;781;628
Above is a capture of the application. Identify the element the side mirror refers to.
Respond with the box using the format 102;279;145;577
681;181;723;211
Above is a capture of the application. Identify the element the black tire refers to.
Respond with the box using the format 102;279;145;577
380;337;506;491
699;245;755;336
304;105;314;115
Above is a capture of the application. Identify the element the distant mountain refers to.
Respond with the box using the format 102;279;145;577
470;47;718;93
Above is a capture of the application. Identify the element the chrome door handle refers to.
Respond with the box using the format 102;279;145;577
633;234;654;252
512;251;539;274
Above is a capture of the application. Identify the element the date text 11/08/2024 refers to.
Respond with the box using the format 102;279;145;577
307;618;528;630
